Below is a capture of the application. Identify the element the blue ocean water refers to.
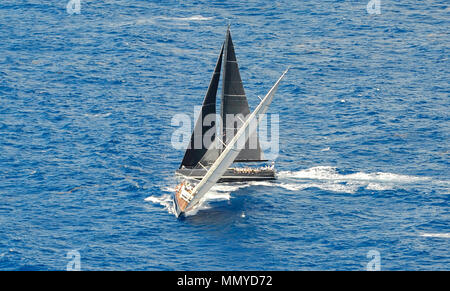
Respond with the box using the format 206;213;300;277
0;0;449;270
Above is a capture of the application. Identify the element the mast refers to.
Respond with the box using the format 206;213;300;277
179;44;224;168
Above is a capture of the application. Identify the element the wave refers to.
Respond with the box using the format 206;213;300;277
144;194;175;215
420;233;450;238
156;15;213;22
145;166;436;217
145;183;235;216
83;112;111;118
278;166;429;183
174;15;213;21
277;166;431;193
112;15;213;28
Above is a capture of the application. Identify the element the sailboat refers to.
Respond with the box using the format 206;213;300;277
173;27;288;217
174;68;288;217
176;27;276;183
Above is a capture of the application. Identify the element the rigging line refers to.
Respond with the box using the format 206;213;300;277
197;162;208;171
236;115;246;124
216;136;227;148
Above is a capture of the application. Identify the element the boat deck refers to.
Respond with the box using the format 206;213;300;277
175;167;276;183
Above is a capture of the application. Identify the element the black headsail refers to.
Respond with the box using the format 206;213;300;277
221;27;265;162
179;44;224;168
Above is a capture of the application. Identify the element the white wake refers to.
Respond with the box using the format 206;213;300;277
145;184;238;217
420;233;450;238
145;166;436;216
277;166;431;194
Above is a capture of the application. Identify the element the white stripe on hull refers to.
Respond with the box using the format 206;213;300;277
177;175;274;180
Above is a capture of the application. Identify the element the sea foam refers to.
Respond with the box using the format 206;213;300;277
420;233;450;238
146;166;436;216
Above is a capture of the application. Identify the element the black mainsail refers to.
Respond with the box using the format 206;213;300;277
179;44;224;168
180;27;266;169
221;27;265;162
